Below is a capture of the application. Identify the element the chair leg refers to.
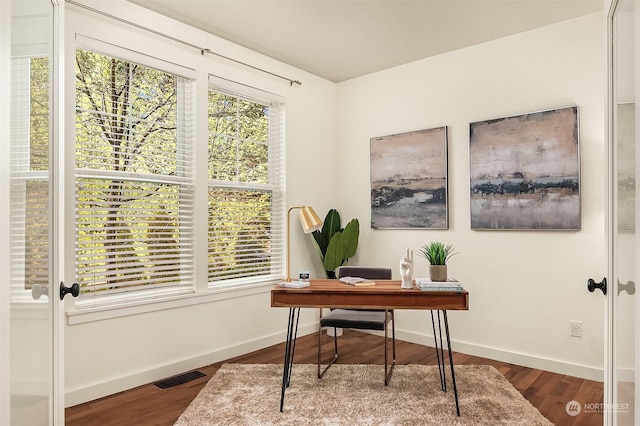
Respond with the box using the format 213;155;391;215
384;319;388;385
318;325;339;379
317;320;323;378
391;310;396;362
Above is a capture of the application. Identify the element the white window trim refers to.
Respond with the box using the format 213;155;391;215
73;45;195;298
65;281;274;325
75;34;196;80
206;74;286;290
63;31;287;323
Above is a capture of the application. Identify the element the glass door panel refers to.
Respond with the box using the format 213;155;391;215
611;0;637;423
9;0;55;424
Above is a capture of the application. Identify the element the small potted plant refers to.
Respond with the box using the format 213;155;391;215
418;241;458;281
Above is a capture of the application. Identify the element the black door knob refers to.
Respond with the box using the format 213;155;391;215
59;281;80;300
587;278;607;295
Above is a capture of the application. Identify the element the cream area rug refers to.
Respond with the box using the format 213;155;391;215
175;364;553;425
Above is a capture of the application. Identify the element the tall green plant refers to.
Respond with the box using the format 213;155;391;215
312;209;359;279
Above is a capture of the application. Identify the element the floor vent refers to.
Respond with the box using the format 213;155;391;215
154;370;206;389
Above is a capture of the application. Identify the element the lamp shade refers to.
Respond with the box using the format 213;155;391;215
299;206;322;233
285;205;322;282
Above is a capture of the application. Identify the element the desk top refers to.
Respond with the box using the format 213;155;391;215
271;279;468;310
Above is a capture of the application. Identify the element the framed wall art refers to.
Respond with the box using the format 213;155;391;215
469;106;580;230
370;126;448;229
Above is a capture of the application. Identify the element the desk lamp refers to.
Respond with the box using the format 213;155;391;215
283;205;322;287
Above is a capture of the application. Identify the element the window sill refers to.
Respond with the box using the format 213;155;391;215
65;281;275;325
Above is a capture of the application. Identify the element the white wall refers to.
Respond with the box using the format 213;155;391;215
64;0;337;406
336;12;606;380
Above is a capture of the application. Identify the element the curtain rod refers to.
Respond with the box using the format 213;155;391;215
65;0;303;86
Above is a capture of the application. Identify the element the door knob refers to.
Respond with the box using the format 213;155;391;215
587;278;607;295
618;280;636;296
59;281;80;300
31;284;48;300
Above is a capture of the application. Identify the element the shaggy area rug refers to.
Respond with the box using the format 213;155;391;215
175;364;553;425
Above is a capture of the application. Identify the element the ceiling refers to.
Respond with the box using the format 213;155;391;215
127;0;603;83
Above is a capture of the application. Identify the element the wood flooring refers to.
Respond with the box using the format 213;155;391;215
65;330;604;425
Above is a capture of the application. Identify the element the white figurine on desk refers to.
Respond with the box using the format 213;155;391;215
399;248;414;289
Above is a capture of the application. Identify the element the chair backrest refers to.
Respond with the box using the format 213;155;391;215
337;266;392;280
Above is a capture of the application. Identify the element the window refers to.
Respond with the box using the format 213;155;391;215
207;77;285;288
74;49;194;299
10;56;50;302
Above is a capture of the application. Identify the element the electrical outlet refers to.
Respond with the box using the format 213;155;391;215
570;321;583;337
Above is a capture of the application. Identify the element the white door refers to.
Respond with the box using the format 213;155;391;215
3;0;68;424
604;0;638;424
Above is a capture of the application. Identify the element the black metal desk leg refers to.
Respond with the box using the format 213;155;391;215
430;310;446;392
442;310;460;416
279;307;300;412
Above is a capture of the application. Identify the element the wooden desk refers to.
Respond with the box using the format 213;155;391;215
271;279;469;415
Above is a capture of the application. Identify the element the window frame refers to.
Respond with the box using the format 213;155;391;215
65;37;287;321
206;75;286;291
72;37;197;309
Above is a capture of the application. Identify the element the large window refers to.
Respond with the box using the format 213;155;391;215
207;78;285;287
74;49;194;298
10;56;50;301
71;45;285;306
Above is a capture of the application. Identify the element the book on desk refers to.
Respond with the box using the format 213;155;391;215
339;276;376;286
415;277;464;292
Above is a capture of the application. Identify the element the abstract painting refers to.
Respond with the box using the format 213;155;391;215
469;106;580;230
370;127;448;229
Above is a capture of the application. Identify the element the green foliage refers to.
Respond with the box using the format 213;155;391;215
312;209;340;256
29;57;49;171
207;92;273;281
418;241;458;265
311;209;360;278
74;49;276;291
75;49;182;291
208;92;270;183
75;50;179;176
24;58;50;288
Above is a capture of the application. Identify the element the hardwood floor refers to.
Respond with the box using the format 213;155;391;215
66;330;604;425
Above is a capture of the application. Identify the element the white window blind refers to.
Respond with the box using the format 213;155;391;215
10;56;50;302
74;48;194;299
207;76;285;287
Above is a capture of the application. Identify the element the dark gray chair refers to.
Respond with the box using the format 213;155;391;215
317;266;396;385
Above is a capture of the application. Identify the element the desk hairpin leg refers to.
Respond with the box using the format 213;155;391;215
430;310;446;392
280;307;300;412
430;310;461;417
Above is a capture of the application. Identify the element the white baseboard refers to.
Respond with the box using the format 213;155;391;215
393;329;604;382
66;323;604;407
65;322;318;407
617;367;634;383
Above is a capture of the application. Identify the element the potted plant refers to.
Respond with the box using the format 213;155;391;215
311;209;359;279
418;241;458;282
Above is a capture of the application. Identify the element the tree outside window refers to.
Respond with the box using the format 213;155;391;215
74;49;193;295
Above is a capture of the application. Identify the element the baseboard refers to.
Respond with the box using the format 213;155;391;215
617;367;634;383
66;322;604;407
64;322;318;407
394;329;604;382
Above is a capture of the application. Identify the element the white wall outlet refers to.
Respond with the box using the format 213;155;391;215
570;320;583;337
